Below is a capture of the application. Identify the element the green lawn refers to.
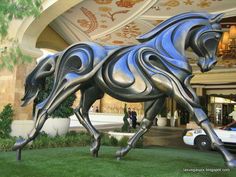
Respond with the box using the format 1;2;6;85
0;146;235;177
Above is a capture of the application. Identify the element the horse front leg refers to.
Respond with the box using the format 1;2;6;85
193;109;236;167
177;101;236;167
74;109;101;157
116;97;166;159
152;73;236;168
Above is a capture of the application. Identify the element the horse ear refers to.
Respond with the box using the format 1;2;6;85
211;13;224;23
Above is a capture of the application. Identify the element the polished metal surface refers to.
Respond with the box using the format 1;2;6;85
13;12;236;167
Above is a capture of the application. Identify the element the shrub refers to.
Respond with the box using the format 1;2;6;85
109;136;118;146
100;132;111;146
0;138;15;151
77;133;91;146
118;136;129;147
66;130;78;136
0;104;14;138
0;131;142;152
135;137;144;148
30;133;49;149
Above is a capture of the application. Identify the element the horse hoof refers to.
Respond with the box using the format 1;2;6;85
115;150;122;157
12;145;19;151
90;147;99;157
117;156;121;161
116;146;131;158
226;160;236;168
12;139;26;151
90;139;100;157
92;151;98;157
116;148;126;158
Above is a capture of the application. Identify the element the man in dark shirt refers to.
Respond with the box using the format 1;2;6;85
131;108;137;129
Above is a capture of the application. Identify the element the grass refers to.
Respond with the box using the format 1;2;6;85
0;146;236;177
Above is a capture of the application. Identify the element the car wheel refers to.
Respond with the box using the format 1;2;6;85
195;136;211;151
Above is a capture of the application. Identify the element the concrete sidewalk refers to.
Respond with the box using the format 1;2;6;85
70;123;123;132
69;113;123;128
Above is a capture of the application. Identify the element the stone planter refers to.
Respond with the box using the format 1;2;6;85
108;131;135;141
11;120;34;138
157;117;167;127
41;117;70;137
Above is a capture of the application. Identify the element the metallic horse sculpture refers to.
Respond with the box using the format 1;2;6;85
13;12;236;167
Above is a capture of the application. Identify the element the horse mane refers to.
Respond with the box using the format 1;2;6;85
134;12;223;77
137;12;223;43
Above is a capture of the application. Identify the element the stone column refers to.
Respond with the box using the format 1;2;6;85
0;69;16;110
12;63;35;120
0;62;34;120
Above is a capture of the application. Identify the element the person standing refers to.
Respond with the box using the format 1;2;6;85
95;106;99;113
131;108;137;129
128;107;132;127
121;104;130;132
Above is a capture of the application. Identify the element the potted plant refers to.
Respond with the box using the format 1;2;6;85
157;104;167;127
34;76;76;136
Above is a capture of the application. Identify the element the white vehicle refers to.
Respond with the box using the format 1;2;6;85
183;128;236;151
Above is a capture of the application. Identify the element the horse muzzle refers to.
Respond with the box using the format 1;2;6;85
198;57;217;73
21;88;39;107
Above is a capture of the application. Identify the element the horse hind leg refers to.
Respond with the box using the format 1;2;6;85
116;97;166;158
74;86;104;157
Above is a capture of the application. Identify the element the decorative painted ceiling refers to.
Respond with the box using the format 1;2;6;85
144;0;236;19
49;0;236;69
50;0;155;44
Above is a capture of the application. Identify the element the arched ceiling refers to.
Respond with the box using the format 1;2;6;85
44;0;236;69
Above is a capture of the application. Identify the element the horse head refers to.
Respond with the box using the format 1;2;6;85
189;13;223;72
137;12;223;74
21;54;57;107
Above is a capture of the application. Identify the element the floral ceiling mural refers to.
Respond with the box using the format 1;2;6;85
50;0;236;69
95;20;153;45
58;0;151;37
145;0;233;18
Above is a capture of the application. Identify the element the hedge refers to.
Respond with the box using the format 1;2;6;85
0;131;143;152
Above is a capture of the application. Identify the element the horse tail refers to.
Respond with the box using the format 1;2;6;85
21;53;59;106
